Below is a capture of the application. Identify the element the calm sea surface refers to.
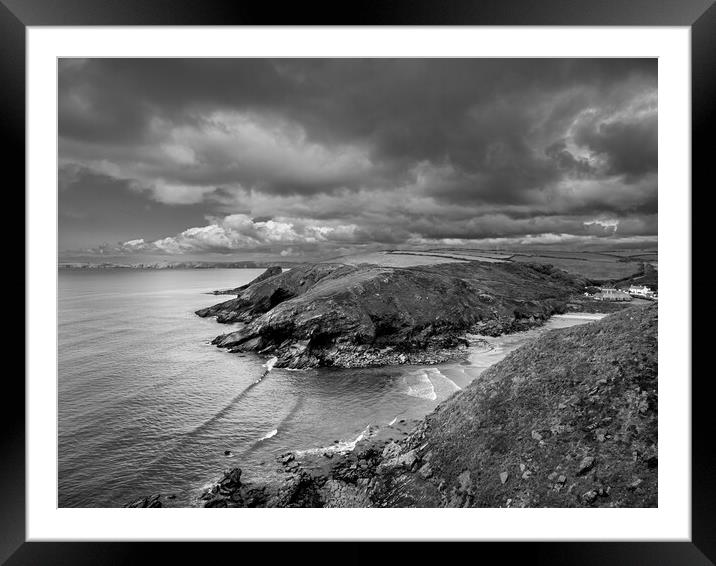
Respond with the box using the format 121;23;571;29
58;268;604;507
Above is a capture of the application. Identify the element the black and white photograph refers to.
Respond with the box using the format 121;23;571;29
57;57;659;510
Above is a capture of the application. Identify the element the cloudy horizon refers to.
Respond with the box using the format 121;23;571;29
58;58;657;262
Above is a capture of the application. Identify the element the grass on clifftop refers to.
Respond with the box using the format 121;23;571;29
410;304;658;507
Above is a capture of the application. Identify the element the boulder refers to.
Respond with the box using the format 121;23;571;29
577;456;596;476
124;494;162;508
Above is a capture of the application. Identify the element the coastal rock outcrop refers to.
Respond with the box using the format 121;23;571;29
196;261;585;369
124;494;162;508
200;467;270;508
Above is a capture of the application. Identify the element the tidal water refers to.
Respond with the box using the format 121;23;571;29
58;268;604;507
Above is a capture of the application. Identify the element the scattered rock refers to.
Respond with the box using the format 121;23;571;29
279;453;295;464
577;456;595;476
396;449;419;469
418;462;433;479
628;478;643;490
581;490;599;505
458;470;471;492
643;445;658;468
500;471;509;484
382;442;402;459
223;468;242;486
124;494;162;508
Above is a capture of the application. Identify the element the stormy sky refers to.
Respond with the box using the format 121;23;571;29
58;58;657;261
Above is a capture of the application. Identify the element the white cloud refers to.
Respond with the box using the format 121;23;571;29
115;214;360;255
584;218;619;233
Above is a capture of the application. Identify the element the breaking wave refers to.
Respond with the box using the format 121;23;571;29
404;371;437;401
427;368;462;392
263;356;278;372
259;428;278;441
295;424;373;456
253;356;279;384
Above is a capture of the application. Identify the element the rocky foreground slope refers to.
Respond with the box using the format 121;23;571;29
200;305;657;508
196;261;585;368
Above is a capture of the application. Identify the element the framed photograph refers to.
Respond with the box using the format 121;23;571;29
9;0;710;562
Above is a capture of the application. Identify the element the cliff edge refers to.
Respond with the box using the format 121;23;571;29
196;261;586;369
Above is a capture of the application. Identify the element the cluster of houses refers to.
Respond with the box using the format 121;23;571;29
584;285;658;302
627;285;658;299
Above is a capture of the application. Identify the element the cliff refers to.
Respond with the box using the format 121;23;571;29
211;265;283;295
201;304;657;508
196;261;586;369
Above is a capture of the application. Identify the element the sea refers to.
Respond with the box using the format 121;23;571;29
58;268;605;507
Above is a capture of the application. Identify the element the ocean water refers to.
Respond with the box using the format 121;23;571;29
58;268;604;507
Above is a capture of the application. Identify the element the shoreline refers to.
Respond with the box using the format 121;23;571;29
192;305;657;509
127;309;613;508
207;306;616;371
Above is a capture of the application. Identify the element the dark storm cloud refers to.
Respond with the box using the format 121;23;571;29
58;58;657;255
545;140;595;178
573;115;658;180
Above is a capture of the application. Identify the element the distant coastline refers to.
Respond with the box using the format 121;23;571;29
58;261;298;270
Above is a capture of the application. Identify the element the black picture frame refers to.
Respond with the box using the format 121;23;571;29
6;0;711;563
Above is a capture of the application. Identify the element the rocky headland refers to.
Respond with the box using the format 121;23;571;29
199;304;657;508
196;261;587;369
211;265;284;295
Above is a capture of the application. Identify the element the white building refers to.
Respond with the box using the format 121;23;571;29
628;285;655;298
595;288;632;302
